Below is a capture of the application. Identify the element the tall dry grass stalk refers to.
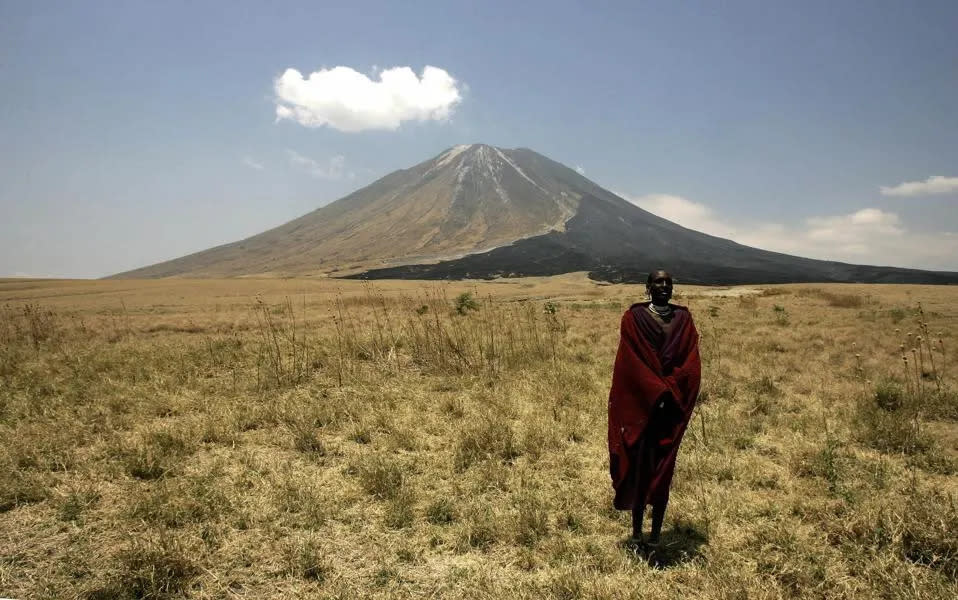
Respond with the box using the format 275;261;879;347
252;296;313;389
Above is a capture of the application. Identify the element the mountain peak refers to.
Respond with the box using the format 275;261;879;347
111;146;958;285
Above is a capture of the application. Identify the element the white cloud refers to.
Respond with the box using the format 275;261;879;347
575;165;586;175
625;193;736;239
620;192;958;270
242;157;264;170
274;65;463;132
880;175;958;197
287;150;351;180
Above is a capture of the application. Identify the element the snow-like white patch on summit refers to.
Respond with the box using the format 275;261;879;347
421;144;472;180
435;144;472;169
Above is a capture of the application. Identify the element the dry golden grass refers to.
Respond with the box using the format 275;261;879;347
1;274;956;599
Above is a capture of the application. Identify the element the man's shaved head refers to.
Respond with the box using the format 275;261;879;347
646;270;673;305
646;269;671;285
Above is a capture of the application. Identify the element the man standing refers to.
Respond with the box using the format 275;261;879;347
608;269;702;546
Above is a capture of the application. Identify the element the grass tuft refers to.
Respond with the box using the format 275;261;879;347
116;426;196;480
357;454;405;499
96;533;200;600
454;415;520;472
284;535;331;582
901;490;958;579
426;497;457;525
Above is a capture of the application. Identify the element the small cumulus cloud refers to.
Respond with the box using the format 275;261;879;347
287;150;352;180
619;192;958;270
575;165;586;175
274;65;463;132
242;157;264;170
880;175;958;197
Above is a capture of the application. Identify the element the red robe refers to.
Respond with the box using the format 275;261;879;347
608;303;701;510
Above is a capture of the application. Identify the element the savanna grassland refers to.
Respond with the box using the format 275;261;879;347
1;274;956;599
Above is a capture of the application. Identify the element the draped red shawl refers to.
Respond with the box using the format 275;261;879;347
607;303;701;510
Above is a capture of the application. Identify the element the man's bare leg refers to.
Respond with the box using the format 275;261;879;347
649;501;667;543
631;505;645;540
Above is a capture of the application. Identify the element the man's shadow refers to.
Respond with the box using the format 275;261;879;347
621;521;708;568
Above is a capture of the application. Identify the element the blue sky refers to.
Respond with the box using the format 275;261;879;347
2;0;957;278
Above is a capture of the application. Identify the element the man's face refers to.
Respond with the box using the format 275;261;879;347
647;271;673;304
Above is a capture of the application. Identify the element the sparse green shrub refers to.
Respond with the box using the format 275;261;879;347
454;292;479;315
772;305;789;326
874;379;904;411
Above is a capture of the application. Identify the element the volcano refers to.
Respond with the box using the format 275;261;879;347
113;144;958;284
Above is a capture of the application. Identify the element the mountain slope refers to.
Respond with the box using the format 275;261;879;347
114;144;580;278
113;144;958;285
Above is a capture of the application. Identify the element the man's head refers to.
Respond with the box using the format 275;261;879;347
646;269;673;305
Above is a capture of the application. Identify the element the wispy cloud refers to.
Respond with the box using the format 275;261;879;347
287;150;351;180
242;156;264;170
622;193;958;270
575;165;586;175
880;175;958;197
274;65;463;132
